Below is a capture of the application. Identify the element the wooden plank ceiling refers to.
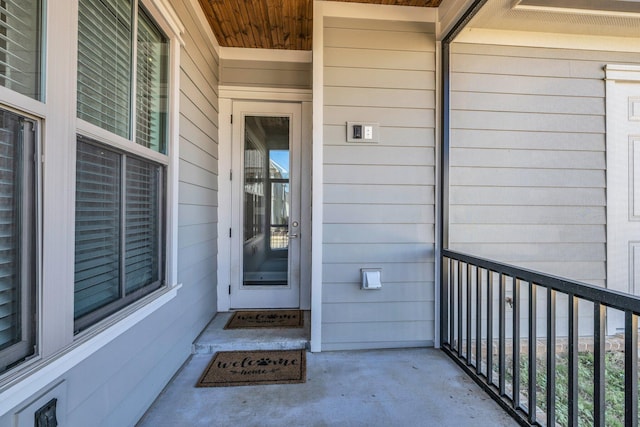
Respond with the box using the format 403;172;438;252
199;0;442;50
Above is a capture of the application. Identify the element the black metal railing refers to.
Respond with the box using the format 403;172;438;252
441;249;640;427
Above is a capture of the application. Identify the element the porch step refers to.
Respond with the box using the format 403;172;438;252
191;311;310;354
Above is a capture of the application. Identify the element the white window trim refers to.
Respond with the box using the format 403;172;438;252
140;0;184;290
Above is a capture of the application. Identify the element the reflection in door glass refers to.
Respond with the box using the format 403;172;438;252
243;116;290;286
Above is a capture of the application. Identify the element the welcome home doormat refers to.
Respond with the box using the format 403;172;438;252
196;349;307;387
224;310;304;329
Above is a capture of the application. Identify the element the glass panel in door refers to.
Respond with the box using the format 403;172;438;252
243;116;290;286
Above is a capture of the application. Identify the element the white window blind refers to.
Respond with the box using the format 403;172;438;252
74;137;163;330
136;8;168;153
74;141;121;320
125;157;160;293
0;0;42;100
0;109;35;373
77;0;132;138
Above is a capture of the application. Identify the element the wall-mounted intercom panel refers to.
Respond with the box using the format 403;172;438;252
346;122;379;143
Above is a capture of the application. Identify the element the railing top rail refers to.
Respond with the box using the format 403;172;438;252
443;249;640;315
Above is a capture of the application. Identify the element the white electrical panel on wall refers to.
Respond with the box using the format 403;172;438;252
346;122;380;143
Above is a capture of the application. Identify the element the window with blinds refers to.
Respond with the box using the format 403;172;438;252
136;8;168;153
74;138;163;331
0;109;36;374
77;0;168;153
0;0;42;100
75;0;168;331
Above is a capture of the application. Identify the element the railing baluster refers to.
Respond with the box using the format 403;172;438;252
442;256;449;347
513;278;520;409
547;288;556;427
476;266;482;375
487;269;494;386
594;303;605;426
457;261;463;355
625;311;638;427
499;273;506;396
568;294;578;426
450;259;455;349
528;283;537;425
467;263;472;364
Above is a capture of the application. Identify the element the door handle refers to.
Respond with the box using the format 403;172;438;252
288;234;299;239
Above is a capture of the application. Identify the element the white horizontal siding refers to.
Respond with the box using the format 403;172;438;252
451;73;603;97
325;184;435;205
322;18;436;350
325;68;435;90
450;205;605;225
324;224;434;244
450;224;605;243
324;145;434;165
324;203;435;224
452;148;604;169
323;282;435;303
324;26;435;52
451;91;604;115
321;322;434;351
220;59;311;89
453;110;603;133
452;243;605;262
325;165;434;186
451;167;604;188
449;43;640;286
325;47;435;71
452;129;604;151
451;187;604;206
323;302;434;323
324;243;434;264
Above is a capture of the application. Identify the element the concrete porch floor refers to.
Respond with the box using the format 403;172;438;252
137;313;518;427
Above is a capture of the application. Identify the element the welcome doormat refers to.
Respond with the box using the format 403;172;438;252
224;310;304;329
196;349;307;387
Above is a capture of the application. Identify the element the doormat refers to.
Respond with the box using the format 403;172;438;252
224;310;304;329
196;349;306;387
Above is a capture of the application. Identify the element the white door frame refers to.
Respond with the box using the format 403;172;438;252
217;87;312;312
605;65;640;333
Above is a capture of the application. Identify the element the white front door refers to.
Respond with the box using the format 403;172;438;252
230;102;301;308
606;69;640;297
